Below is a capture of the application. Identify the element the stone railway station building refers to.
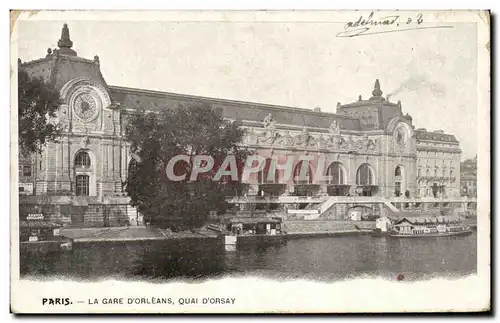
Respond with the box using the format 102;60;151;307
18;24;463;226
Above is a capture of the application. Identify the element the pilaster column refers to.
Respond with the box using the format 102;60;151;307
347;154;356;195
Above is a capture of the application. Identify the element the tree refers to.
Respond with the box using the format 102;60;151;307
18;70;62;155
125;103;247;229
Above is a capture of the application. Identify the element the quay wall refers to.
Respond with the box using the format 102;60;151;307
283;220;375;235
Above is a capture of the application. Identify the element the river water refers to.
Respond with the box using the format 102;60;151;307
20;232;476;282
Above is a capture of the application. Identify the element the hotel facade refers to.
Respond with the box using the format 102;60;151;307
18;25;463;226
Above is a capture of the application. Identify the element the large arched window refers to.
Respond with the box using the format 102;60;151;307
75;151;91;167
395;166;402;176
75;175;90;196
258;158;280;184
293;161;313;184
356;163;374;186
128;159;138;178
326;162;345;185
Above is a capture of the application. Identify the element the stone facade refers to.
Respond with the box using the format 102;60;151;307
18;24;463;225
460;156;477;197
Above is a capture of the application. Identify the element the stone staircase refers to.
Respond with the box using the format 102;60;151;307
126;205;144;226
321;203;348;220
310;197;401;220
383;201;400;212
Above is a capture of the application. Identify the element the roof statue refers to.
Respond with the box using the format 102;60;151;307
257;113;279;144
370;79;384;100
263;113;276;129
329;120;340;135
57;23;77;56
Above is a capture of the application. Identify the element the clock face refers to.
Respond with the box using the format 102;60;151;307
73;93;98;121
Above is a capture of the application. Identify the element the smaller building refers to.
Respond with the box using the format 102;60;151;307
19;213;62;242
460;156;477;197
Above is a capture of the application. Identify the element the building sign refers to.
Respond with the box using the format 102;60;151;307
27;213;44;220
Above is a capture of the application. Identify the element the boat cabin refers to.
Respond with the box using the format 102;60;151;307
226;217;282;236
392;217;436;235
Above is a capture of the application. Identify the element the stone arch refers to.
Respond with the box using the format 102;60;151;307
394;165;406;196
73;148;96;169
73;148;97;196
60;77;111;107
128;158;139;178
75;150;91;167
386;117;414;137
293;160;313;184
123;152;139;191
258;158;280;184
356;163;375;186
325;161;346;185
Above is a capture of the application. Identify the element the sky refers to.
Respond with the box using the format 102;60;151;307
15;12;479;159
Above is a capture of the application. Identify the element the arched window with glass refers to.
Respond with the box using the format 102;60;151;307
75;151;91;168
128;159;139;179
258;158;280;184
293;161;313;184
326;162;345;185
356;163;374;186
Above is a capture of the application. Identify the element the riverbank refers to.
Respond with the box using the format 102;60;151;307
61;226;219;243
60;220;372;243
59;217;476;244
285;231;371;239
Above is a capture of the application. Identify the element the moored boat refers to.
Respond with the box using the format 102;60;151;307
389;217;472;238
223;217;286;246
389;230;472;238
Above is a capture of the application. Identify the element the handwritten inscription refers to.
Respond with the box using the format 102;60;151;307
337;12;449;38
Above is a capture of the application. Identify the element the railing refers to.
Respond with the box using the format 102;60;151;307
287;209;320;214
226;195;477;204
293;180;316;185
226;195;327;204
417;176;455;183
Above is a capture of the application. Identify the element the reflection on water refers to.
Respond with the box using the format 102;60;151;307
21;232;476;282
